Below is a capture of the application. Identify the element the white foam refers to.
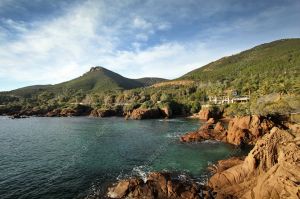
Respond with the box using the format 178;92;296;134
158;119;184;123
165;132;181;138
201;140;220;144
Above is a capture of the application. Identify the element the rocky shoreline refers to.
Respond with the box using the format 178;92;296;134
105;113;300;199
3;106;299;198
2;106;173;120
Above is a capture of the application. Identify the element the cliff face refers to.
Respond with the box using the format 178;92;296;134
226;115;276;145
209;127;300;199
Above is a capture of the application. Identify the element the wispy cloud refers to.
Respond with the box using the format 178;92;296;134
0;0;299;91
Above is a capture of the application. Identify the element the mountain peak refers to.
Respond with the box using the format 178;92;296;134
89;66;106;72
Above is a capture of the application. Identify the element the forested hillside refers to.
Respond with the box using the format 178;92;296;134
0;39;299;117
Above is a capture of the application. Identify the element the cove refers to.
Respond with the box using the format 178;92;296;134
0;117;243;198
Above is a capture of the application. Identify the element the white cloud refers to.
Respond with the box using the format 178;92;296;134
99;41;232;79
133;17;152;30
0;0;299;91
0;0;116;85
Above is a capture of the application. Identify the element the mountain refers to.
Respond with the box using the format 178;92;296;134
6;66;167;97
5;38;300;100
180;39;300;89
53;66;144;92
1;39;299;117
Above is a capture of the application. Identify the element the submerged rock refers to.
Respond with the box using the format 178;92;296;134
9;114;29;119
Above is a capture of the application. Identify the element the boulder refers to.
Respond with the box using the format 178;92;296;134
107;172;207;199
129;108;163;120
198;107;222;121
180;121;227;143
208;127;300;199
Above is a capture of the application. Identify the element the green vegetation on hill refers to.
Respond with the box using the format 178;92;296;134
54;66;144;92
0;39;299;117
136;77;167;87
181;39;300;95
5;66;167;97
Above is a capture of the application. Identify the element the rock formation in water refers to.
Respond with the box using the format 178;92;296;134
45;105;92;117
106;118;299;199
127;108;166;120
208;126;300;199
107;172;212;199
180;115;277;145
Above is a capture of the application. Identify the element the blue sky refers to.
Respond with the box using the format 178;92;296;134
0;0;299;91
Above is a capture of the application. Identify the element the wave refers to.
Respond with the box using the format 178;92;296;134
158;119;185;123
200;140;220;144
117;165;152;183
165;132;182;138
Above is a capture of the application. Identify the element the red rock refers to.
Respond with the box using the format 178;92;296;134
227;115;276;145
198;107;222;121
208;127;300;199
129;108;162;120
214;122;225;133
207;118;215;124
107;172;203;199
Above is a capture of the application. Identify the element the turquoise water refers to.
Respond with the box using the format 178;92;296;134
0;116;241;198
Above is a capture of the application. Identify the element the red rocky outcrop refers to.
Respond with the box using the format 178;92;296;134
180;115;277;146
198;107;222;121
227;115;275;145
208;127;300;199
107;172;210;199
180;119;227;142
128;108;163;120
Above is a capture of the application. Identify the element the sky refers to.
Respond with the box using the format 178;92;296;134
0;0;299;91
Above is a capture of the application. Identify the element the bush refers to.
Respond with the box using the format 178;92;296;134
190;101;201;113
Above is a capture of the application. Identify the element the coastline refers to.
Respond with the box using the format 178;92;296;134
104;114;300;199
1;109;299;198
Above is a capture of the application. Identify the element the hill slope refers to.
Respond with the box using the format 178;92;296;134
136;77;167;86
6;67;166;97
53;66;144;92
181;39;300;94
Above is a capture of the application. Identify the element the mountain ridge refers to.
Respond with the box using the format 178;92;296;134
2;38;300;98
5;66;167;97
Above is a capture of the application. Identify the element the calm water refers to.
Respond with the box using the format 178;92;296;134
0;116;242;199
